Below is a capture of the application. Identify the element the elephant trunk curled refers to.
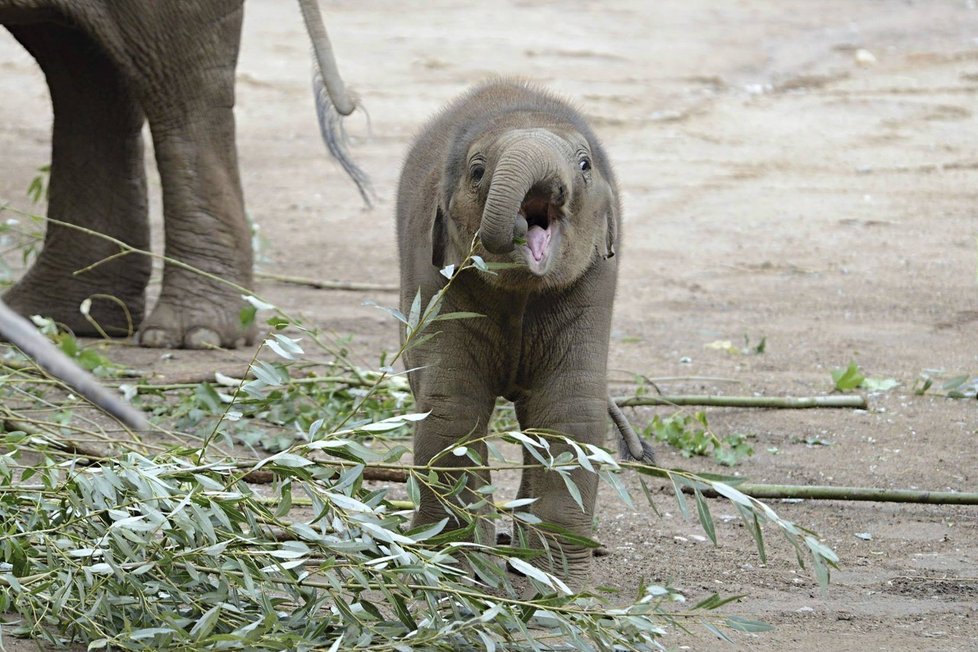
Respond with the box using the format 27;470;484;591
479;137;566;255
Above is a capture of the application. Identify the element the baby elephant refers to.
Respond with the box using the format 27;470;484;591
397;80;624;587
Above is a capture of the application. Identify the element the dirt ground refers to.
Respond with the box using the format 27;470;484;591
2;1;978;649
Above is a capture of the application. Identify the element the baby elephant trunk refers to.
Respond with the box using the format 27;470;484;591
480;132;572;255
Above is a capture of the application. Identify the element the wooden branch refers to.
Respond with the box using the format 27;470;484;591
689;483;978;505
256;271;397;292
614;394;867;409
243;466;408;484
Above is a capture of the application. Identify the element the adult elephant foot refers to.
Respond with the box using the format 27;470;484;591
3;259;147;338
5;22;151;338
139;278;254;350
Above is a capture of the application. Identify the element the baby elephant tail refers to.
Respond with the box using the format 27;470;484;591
608;396;656;465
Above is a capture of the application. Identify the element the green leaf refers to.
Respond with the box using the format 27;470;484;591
600;470;634;509
239;304;257;328
558;471;584;512
274;480;292;518
861;377;899;392
942;374;970;390
736;504;767;564
266;334;304;360
508;557;555;590
534;522;601;549
405;518;448;541
190;604;222;640
831;361;865;392
710;481;752;507
693;592;745;611
261;452;312;469
703;622;735;643
431;311;485;322
725;616;773;633
407;289;422;332
694;488;717;545
405;474;420;506
250;360;287;386
670;474;691;520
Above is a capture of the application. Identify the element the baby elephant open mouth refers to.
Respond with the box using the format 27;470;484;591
519;189;565;273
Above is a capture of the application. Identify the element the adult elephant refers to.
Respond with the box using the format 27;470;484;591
0;0;367;349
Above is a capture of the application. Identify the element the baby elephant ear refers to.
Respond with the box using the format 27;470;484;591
431;205;448;268
600;181;618;260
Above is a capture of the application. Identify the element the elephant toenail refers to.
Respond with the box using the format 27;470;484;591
139;328;178;349
185;327;222;350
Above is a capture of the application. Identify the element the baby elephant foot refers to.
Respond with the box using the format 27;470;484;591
139;294;255;349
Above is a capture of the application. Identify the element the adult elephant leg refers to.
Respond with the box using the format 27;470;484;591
3;24;150;336
514;375;608;589
134;4;253;349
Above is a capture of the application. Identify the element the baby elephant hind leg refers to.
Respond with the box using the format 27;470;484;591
514;393;607;590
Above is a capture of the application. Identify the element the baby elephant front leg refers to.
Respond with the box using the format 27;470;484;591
515;393;607;589
411;392;497;548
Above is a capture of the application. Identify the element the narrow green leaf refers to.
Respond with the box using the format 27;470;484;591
694;488;717;545
725;616;774;633
693;592;746;611
710;481;752;507
405;474;421;506
405;518;448;542
190;604;222;640
670;474;691;520
508;557;554;589
407;289;422;332
431;311;485;322
600;470;634;508
558;471;584;511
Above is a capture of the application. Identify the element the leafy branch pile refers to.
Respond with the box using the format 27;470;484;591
0;224;838;649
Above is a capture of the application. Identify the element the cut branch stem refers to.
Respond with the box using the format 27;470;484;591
614;394;867;409
689;483;978;505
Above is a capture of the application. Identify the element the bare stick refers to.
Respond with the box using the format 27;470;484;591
614;394;867;409
688;483;978;505
256;270;397;292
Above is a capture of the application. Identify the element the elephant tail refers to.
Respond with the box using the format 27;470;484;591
608;396;656;465
312;70;374;207
0;300;148;431
298;0;374;207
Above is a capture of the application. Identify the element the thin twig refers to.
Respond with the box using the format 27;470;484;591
256;270;397;292
614;394;867;409
0;417;106;461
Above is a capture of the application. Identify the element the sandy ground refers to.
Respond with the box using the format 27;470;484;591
2;1;978;649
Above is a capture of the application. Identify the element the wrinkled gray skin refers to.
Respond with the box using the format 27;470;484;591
0;0;366;349
0;299;147;430
397;80;650;588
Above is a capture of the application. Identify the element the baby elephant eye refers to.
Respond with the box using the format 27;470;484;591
579;157;592;172
470;164;485;183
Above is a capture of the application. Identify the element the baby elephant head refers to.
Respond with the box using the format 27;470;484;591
434;120;618;289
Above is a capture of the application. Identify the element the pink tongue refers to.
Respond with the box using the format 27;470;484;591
526;225;551;262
